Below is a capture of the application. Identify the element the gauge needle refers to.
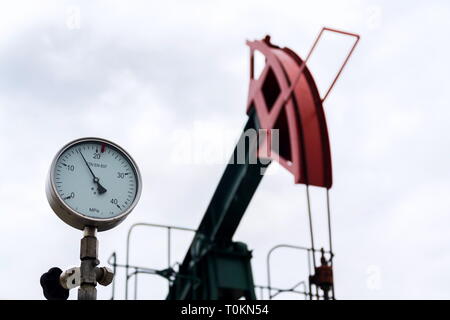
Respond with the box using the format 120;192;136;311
80;151;107;195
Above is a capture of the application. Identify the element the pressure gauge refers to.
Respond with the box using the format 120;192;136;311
46;137;142;231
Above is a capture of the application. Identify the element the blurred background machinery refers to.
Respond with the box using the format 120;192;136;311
108;28;359;300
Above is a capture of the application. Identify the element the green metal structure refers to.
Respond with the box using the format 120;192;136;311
168;111;267;299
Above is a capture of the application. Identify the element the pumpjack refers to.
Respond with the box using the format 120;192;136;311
167;28;360;300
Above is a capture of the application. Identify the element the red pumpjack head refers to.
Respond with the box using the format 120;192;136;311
246;28;360;189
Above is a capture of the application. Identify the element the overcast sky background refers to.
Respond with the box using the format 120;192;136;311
0;0;449;300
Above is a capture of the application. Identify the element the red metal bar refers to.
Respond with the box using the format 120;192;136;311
284;27;360;104
320;28;360;102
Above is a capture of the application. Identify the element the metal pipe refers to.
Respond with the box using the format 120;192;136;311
305;186;317;269
168;227;171;292
78;226;98;300
109;252;116;300
254;283;308;299
326;188;336;299
134;268;138;300
270;281;307;299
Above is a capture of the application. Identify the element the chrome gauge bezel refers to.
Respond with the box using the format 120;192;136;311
46;137;142;231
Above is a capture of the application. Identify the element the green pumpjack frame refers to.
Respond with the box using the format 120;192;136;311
167;109;270;300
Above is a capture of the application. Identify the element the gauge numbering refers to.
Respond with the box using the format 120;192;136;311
46;138;142;231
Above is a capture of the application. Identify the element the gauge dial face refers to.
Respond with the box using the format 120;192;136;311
53;140;139;219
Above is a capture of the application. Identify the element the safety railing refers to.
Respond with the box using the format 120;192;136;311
108;222;196;300
108;223;332;300
266;244;333;300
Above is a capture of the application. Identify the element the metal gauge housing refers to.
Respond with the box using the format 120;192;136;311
46;137;142;231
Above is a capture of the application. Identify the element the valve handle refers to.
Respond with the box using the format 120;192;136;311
40;267;69;300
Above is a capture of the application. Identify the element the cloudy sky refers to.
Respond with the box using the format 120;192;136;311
0;0;449;300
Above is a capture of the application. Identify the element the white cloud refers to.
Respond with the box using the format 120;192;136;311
0;0;448;300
